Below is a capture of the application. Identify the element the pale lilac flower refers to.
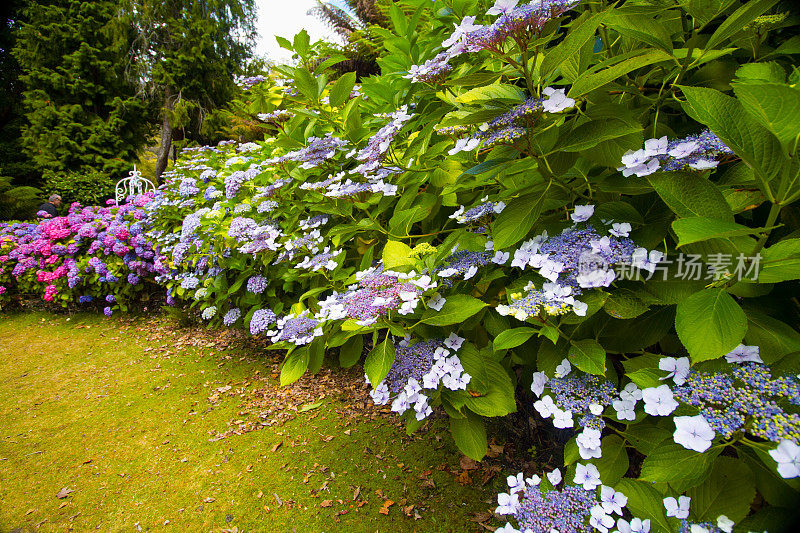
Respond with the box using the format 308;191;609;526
642;385;678;416
442;16;482;48
572;300;588;316
724;344;763;364
546;468;562;486
600;485;628;515
609;222;631;237
571;204;595;222
428;293;446;311
492;251;510;264
664;495;691;519
644;136;669;157
531;371;548;397
555;358;571;378
668;141;698;159
574;463;602;490
507;473;526;494
370;382;390;405
769;439;800;478
495;523;520;533
448;137;480;155
689;158;719;170
496;492;519;515
590;504;615;533
552;407;574;428
620;382;642;403
534;395;556;418
577;427;602;459
659;356;691;385
444;332;465;350
542;87;576;113
631;247;664;274
486;0;519;16
717;515;734;533
613;399;636;421
617;517;650;533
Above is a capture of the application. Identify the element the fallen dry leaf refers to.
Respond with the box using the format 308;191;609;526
56;488;73;499
320;500;333;508
378;500;394;515
25;509;34;516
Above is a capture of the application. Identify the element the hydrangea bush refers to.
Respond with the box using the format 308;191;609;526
0;196;160;313
3;0;800;530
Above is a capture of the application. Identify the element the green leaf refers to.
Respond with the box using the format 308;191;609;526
453;83;525;105
567;339;606;375
293;68;319;101
680;86;786;185
675;288;747;362
541;10;608;77
672;216;775;246
328;72;356;108
493;327;537;350
640;441;721;489
704;0;780;51
492;191;546;249
420;294;488;326
615;479;672;533
591;435;629;486
554;118;643;153
568;50;674;97
744;309;800;364
647;172;734;221
733;83;800;146
338;334;363;368
280;347;310;386
623;420;671;455
450;411;487;461
687;456;755;523
605;12;673;52
460;345;517;417
604;289;649;319
382;240;414;269
757;238;800;283
364;336;395;386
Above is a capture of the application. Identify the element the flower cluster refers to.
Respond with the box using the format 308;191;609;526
495;464;638;533
0;196;159;311
618;130;734;177
368;333;470;421
669;354;800;450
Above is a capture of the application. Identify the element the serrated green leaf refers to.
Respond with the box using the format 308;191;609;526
647;171;734;221
687;456;755;523
568;339;606;375
382;240;414;269
615;479;672;533
675;288;747;362
364;336;395;386
339;334;363;368
672;216;774;246
280;346;310;386
640;441;721;489
328;72;356;108
450;411;487;461
420;294;488;326
492;191;546;249
493;327;537;350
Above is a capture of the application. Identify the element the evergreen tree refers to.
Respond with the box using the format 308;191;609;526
124;0;256;178
13;0;151;176
0;0;38;186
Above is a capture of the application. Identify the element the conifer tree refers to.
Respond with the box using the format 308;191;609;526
13;0;151;176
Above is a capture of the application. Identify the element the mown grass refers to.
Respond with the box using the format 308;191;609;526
0;312;493;532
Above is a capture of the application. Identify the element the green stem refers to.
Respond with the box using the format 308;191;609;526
751;202;781;256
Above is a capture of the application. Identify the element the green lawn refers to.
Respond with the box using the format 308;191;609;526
0;312;494;532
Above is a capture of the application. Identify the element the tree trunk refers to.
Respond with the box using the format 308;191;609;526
154;87;174;180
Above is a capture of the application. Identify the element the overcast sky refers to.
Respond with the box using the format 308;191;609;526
253;0;345;63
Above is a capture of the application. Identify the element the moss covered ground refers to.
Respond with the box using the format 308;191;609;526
0;312;496;532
